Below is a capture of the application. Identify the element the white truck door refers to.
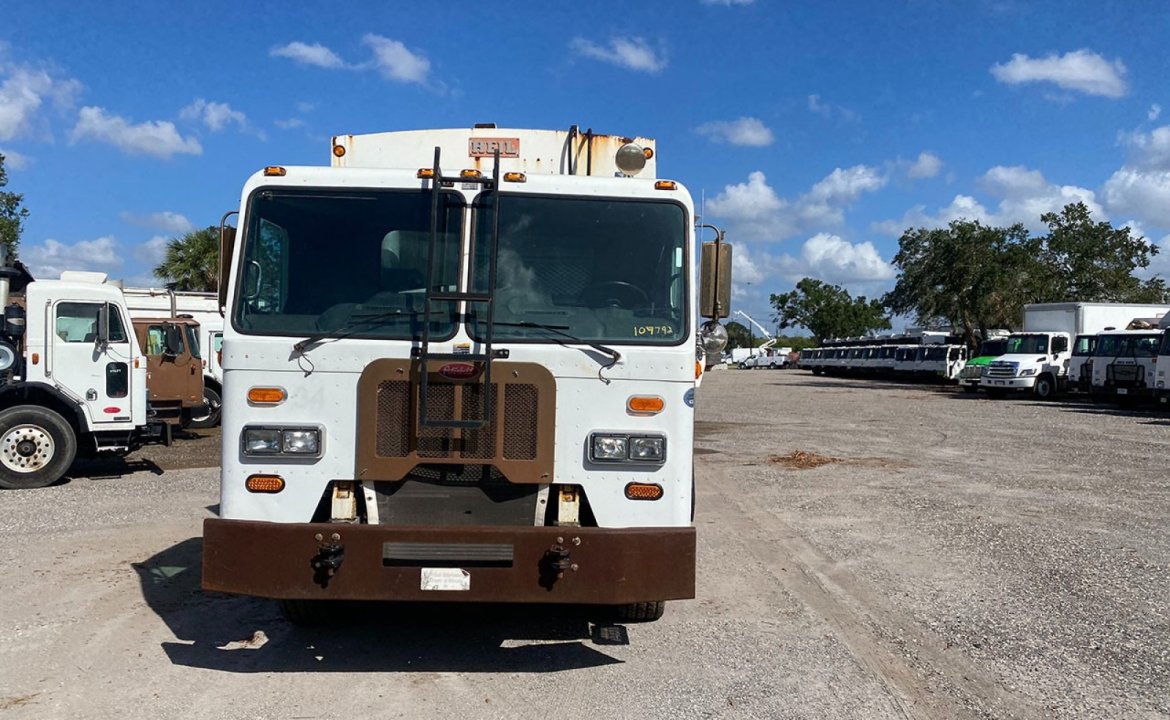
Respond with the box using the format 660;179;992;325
49;301;136;425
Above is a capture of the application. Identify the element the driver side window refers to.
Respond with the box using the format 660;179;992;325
55;301;127;343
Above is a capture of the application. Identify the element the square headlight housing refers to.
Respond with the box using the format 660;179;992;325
242;426;322;457
589;433;666;464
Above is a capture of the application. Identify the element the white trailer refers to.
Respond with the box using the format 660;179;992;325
0;253;168;489
121;288;223;427
982;302;1170;399
201;126;731;623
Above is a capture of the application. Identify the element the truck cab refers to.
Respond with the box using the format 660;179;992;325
1090;329;1162;403
982;332;1070;399
959;336;1007;393
132;317;205;426
1067;333;1098;393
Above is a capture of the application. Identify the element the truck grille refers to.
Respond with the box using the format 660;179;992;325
356;359;555;484
986;362;1019;379
1107;363;1144;387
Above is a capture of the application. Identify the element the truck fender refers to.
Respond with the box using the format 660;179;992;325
0;382;89;437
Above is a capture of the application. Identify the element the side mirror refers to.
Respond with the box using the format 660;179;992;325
95;304;110;347
164;326;184;357
218;211;238;316
699;239;732;320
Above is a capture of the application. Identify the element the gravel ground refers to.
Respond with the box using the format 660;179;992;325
0;371;1166;719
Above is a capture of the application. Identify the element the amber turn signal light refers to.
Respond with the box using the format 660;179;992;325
247;386;287;405
627;395;665;415
624;483;664;501
245;474;285;493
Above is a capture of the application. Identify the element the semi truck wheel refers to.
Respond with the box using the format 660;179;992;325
186;387;222;429
0;406;78;490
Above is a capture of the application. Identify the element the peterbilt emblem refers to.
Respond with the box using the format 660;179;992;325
439;362;480;380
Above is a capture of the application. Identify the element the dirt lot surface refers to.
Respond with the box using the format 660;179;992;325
1;371;1167;719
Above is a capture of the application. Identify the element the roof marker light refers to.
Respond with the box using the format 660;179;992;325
332;144;346;158
503;172;527;183
460;169;483;179
655;180;677;191
417;168;435;179
263;166;287;177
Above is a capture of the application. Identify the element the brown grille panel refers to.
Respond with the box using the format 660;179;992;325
503;384;538;460
375;380;411;457
417;383;455;457
461;384;498;459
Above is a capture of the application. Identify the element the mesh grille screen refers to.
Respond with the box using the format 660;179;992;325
503;384;538;460
375;380;411;457
1107;364;1143;384
417;383;455;457
461;384;498;459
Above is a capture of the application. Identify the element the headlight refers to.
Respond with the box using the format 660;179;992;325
629;436;665;461
589;433;666;464
1020;368;1036;376
243;428;281;454
242;426;322;457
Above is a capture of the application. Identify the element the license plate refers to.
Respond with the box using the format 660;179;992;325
421;568;471;591
1116;388;1128;395
994;380;1005;385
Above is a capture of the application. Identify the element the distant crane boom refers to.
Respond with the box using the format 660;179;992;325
734;309;776;351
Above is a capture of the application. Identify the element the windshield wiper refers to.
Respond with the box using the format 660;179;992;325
293;308;420;353
488;320;621;366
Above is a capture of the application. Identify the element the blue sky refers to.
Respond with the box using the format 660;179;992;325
3;1;1170;333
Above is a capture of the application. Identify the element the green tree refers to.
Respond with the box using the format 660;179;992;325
0;153;29;257
883;219;1038;347
1034;201;1165;302
154;226;219;291
724;321;752;349
770;277;890;343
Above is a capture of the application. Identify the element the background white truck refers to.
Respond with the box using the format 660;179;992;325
982;302;1170;399
0;250;168;489
121;288;223;427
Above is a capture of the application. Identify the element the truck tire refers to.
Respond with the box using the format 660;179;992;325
186;387;221;429
279;599;339;625
0;406;78;490
614;601;666;623
1034;374;1056;400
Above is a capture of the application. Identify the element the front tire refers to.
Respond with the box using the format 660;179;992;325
1034;374;1056;400
0;406;78;490
615;601;665;623
186;386;222;429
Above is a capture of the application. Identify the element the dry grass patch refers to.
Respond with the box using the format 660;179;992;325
769;450;843;469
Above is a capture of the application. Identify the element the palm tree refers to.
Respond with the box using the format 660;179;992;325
154;226;219;291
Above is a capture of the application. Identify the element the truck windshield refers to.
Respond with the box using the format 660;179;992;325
1095;333;1161;357
1006;334;1048;354
976;339;1007;357
233;189;463;340
469;194;687;345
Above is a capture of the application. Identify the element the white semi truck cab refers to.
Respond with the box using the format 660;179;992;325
202;126;732;623
1090;328;1162;403
0;251;169;489
982;331;1071;398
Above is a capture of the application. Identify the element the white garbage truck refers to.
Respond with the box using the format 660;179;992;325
982;302;1170;399
201;125;731;623
0;250;169;489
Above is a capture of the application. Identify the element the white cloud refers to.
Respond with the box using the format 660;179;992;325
696;117;773;146
296;101;315;114
119;210;194;234
1103;168;1170;228
907;151;942;179
1150;104;1162;122
274;117;305;130
570;37;667;74
362;34;430;84
792;233;895;284
990;49;1127;99
23;235;121;278
806;94;859;122
70;106;202;159
132;235;169;266
180;98;247;132
270;41;346;69
1118;125;1170;171
876;165;1100;236
0;147;28;170
0;63;82;141
707;166;886;242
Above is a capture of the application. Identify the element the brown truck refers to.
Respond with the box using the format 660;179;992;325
132;317;205;427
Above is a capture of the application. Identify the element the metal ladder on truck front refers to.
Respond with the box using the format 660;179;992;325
416;147;502;430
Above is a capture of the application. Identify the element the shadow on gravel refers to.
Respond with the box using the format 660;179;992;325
135;538;627;674
67;456;165;481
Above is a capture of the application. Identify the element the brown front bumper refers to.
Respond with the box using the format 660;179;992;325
202;519;696;604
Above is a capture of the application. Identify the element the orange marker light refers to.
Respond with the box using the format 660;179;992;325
247;387;287;405
654;180;677;190
503;172;527;183
263;166;287;177
627;395;665;415
417;168;435;178
332;144;346;158
625;483;664;501
460;169;483;178
245;474;285;493
30;353;38;365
